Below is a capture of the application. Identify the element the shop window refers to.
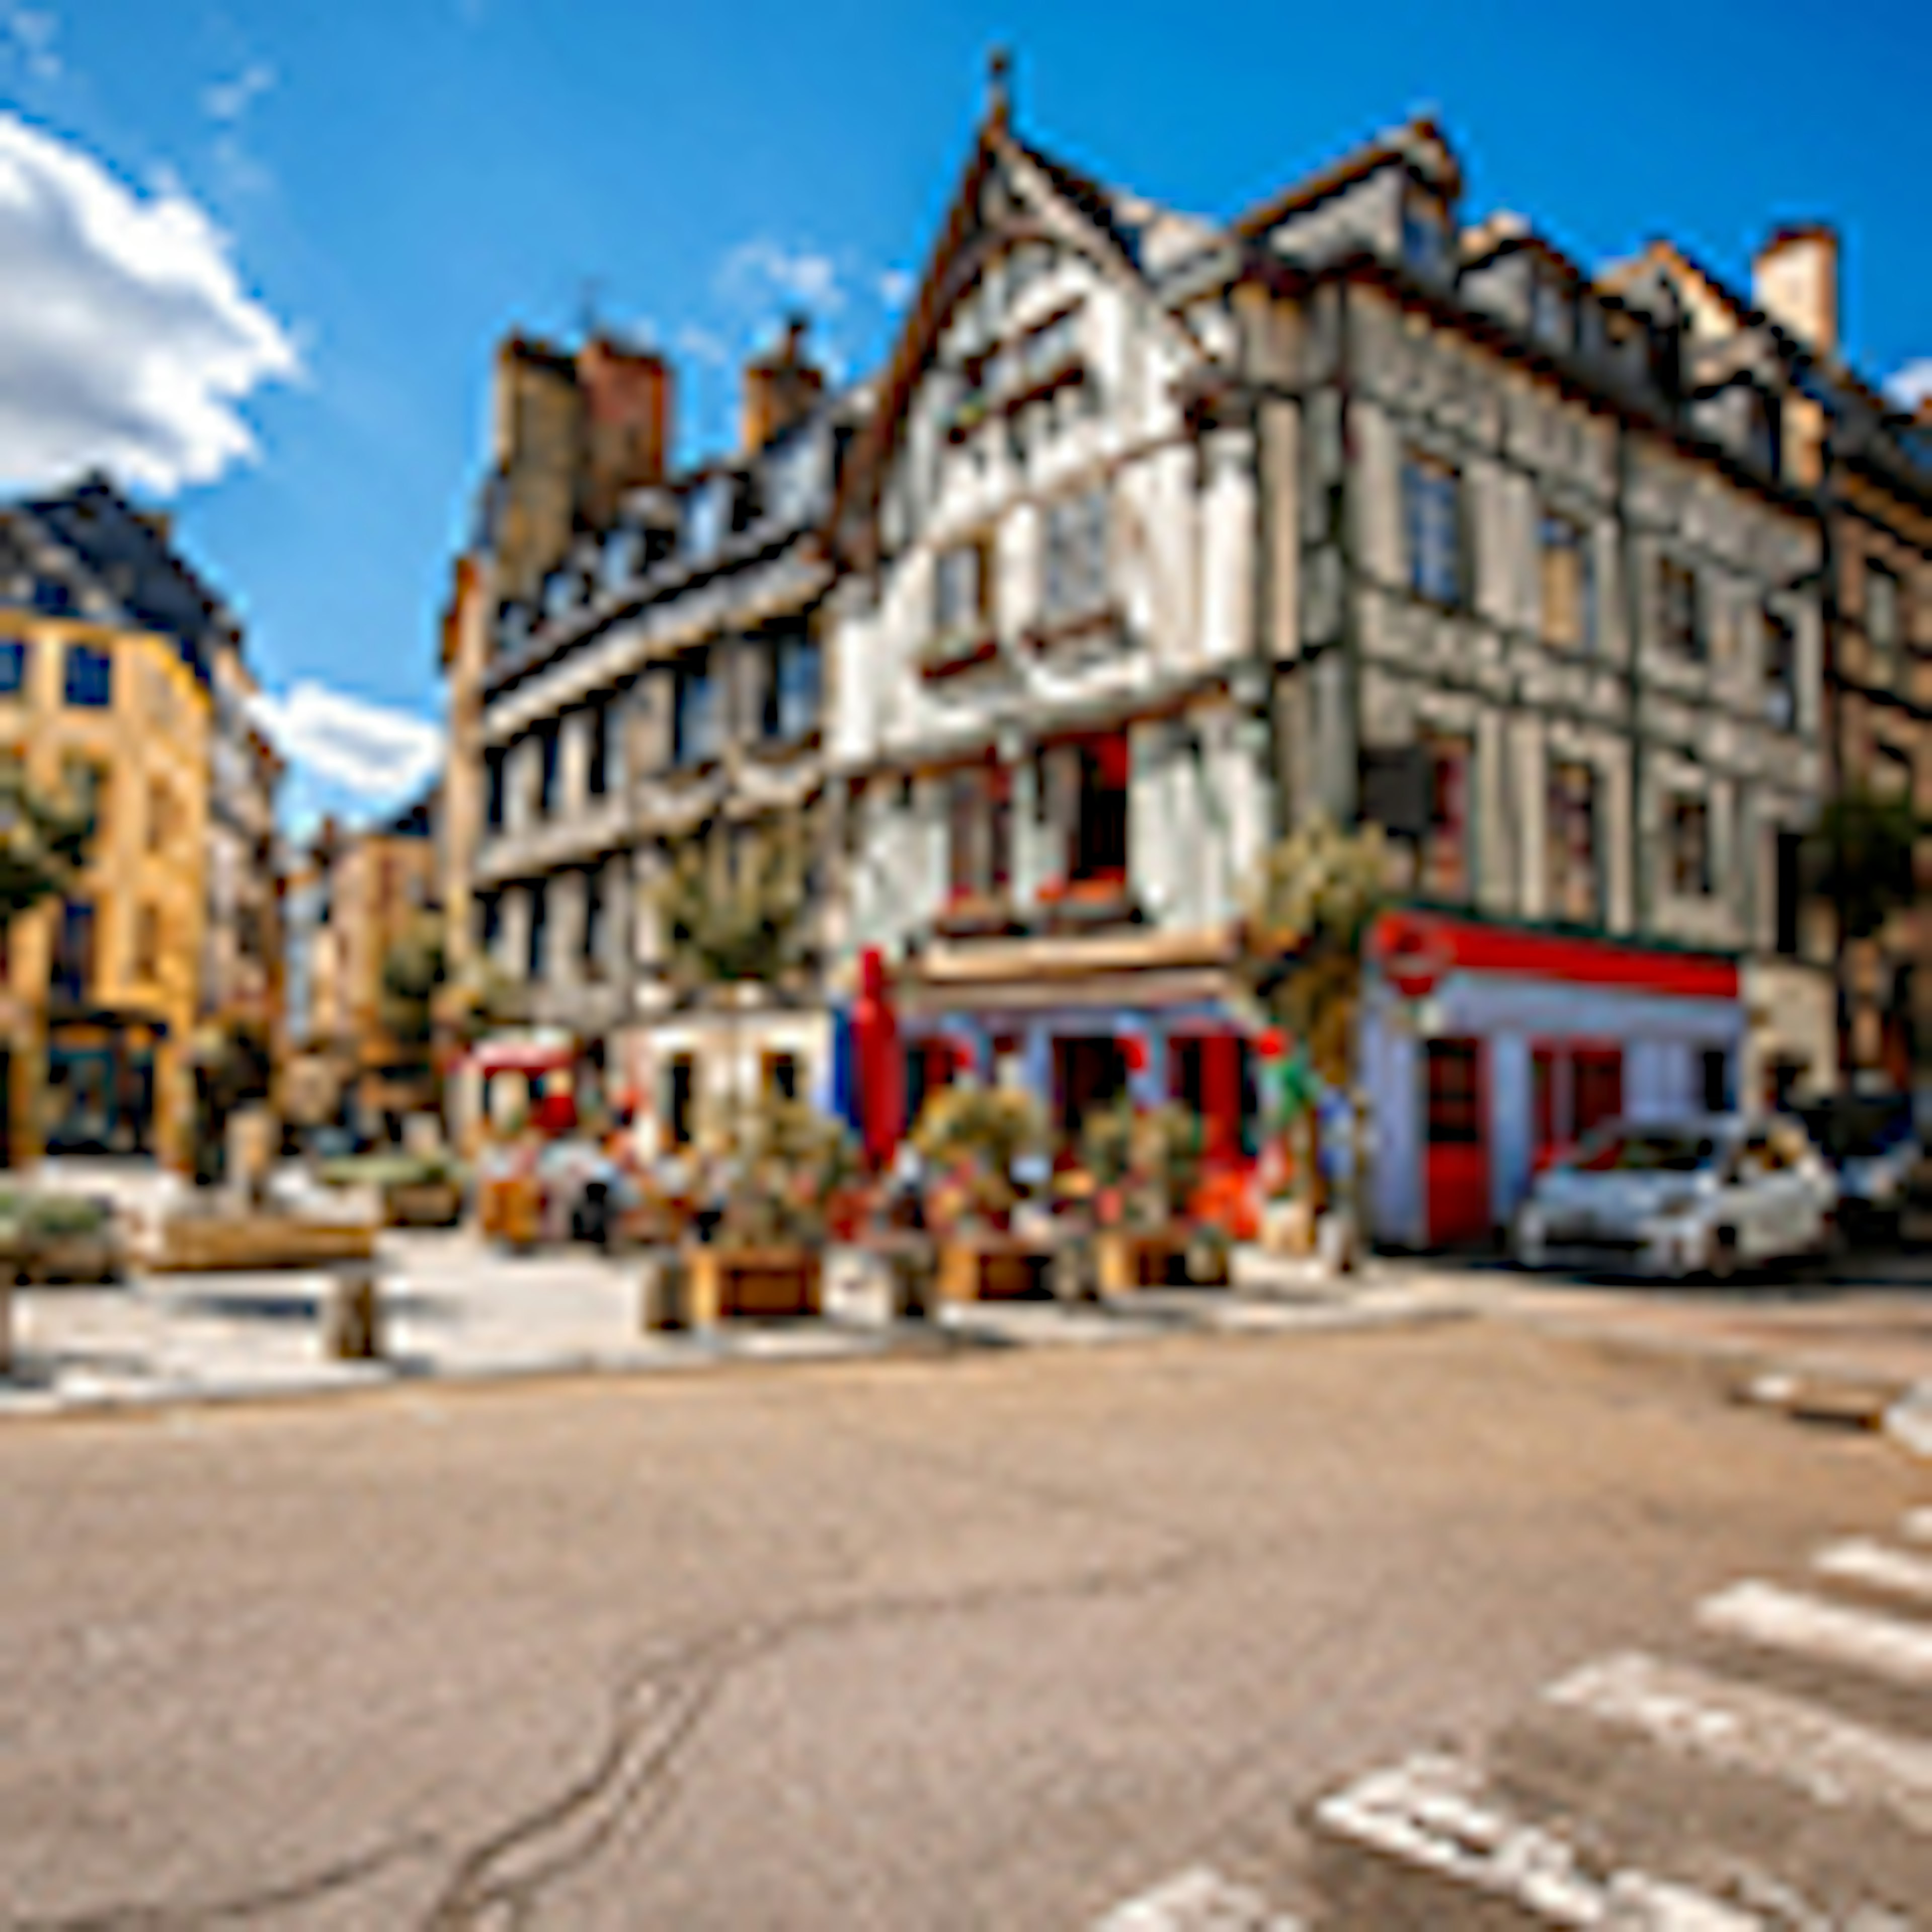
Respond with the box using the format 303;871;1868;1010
1403;452;1464;608
667;1055;696;1149
0;638;27;697
1668;794;1712;896
1420;733;1472;900
1657;557;1703;661
1546;759;1600;925
1701;1046;1733;1114
1532;1042;1624;1167
765;1052;800;1103
1539;512;1592;652
1762;605;1798;729
1574;1048;1624;1137
947;763;1012;904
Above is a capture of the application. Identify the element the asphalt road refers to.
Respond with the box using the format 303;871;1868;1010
1;1319;1923;1930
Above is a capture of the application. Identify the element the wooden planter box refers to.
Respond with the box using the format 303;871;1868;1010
1095;1227;1184;1295
22;1229;124;1285
384;1180;464;1229
153;1215;376;1274
685;1246;823;1324
937;1233;1056;1303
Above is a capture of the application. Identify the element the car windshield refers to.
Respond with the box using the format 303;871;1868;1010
1567;1128;1721;1175
1796;1100;1913;1162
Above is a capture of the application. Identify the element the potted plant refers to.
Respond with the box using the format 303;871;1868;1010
913;1085;1051;1299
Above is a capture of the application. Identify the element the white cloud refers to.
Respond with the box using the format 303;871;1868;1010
877;267;914;309
716;237;845;317
675;322;729;367
202;61;277;125
0;113;298;496
1886;360;1932;414
250;682;442;806
1;5;60;83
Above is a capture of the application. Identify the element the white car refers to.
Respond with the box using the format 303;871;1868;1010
1512;1115;1839;1282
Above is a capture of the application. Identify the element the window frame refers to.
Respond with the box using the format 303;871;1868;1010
1656;556;1704;662
61;642;113;710
1404;451;1465;610
1041;482;1110;628
1668;792;1714;898
1538;510;1593;652
1545;757;1602;926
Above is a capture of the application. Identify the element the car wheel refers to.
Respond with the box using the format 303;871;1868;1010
1707;1227;1739;1285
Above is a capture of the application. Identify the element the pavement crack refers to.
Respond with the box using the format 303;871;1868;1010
7;1831;436;1931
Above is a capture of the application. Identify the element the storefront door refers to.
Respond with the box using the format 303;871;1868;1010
1425;1037;1490;1247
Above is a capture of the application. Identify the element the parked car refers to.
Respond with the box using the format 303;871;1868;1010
1512;1115;1838;1282
1794;1091;1921;1242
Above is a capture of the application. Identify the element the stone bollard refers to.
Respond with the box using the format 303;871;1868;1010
324;1258;384;1362
639;1248;690;1333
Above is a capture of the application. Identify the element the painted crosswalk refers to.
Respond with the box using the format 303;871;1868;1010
1157;1504;1932;1927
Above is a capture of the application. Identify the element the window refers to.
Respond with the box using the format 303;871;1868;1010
947;763;1013;903
1530;269;1573;353
1420;733;1472;899
1546;760;1600;925
62;643;112;709
0;638;27;697
52;899;94;1003
581;869;604;977
526;880;548;980
1401;195;1451;279
146;779;173;855
934;538;990;640
602;527;642;591
1701;1047;1733;1114
586;699;609;797
672;653;719;767
536;723;559;817
1069;733;1129;884
485;750;506;831
135;904;162;982
1042;487;1109;624
1573;1048;1625;1141
1657;557;1703;661
479;894;503;956
61;756;105;837
1763;605;1798;729
1867;564;1901;687
683;478;729;561
764;1052;800;1104
667;1055;696;1148
1774;827;1804;958
31;577;75;617
1668;794;1712;896
1404;453;1463;607
1539;512;1592;651
758;625;821;743
763;431;824;530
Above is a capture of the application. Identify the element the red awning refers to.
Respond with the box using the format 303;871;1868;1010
470;1038;576;1076
1374;912;1738;1001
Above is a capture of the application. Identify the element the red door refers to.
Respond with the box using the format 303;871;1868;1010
1425;1037;1490;1247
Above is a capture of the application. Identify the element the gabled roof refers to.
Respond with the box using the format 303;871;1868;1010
833;100;1213;561
1232;116;1462;240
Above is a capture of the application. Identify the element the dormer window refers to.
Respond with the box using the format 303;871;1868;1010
1401;193;1451;279
602;528;642;592
542;571;576;622
683;479;729;562
763;429;824;531
1530;268;1573;352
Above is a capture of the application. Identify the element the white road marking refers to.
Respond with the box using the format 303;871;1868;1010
1700;1580;1932;1687
1092;1865;1299;1931
1313;1752;1755;1928
1815;1537;1932;1605
1546;1650;1932;1830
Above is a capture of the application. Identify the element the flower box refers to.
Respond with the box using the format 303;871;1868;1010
684;1245;823;1324
1094;1226;1184;1296
384;1180;465;1229
936;1232;1056;1303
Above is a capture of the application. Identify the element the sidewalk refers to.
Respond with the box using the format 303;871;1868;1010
0;1233;1445;1419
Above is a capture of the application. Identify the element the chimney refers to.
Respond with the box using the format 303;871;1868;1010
1753;224;1839;358
577;336;673;526
740;315;825;457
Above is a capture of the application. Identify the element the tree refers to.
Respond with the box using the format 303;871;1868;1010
656;821;811;1147
1239;815;1394;1264
0;764;97;1166
1809;786;1924;1076
379;913;450;1048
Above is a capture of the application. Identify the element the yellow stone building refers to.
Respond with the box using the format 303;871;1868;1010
0;478;240;1169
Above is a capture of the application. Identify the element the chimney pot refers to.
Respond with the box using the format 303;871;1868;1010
1752;223;1839;359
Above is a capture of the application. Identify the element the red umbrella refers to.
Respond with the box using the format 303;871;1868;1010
854;946;903;1171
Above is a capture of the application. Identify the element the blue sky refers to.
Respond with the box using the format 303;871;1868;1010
0;0;1925;834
